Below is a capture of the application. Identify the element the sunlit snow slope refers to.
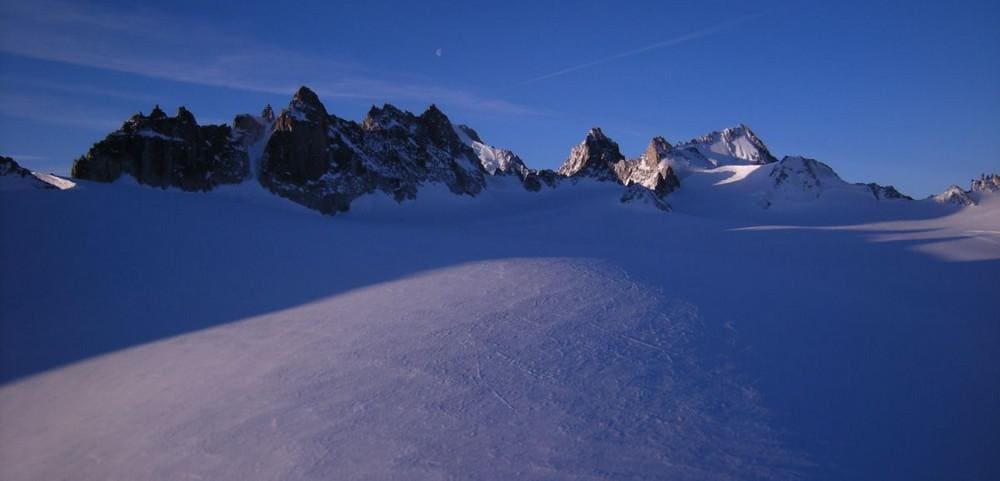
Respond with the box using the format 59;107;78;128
1;177;998;481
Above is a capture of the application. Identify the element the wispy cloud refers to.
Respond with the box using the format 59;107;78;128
0;74;158;103
512;13;763;87
0;92;122;131
6;154;48;161
0;0;541;116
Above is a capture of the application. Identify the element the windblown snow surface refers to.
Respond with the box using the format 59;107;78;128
1;173;999;481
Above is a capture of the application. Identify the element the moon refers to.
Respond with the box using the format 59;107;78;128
435;48;442;57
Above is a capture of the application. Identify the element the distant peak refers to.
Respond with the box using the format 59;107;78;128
261;104;275;122
556;127;624;178
640;136;672;168
149;104;167;120
293;86;320;104
456;124;483;143
362;103;409;131
647;136;671;151
176;106;196;125
367;103;404;118
420;104;452;125
287;85;328;120
680;123;777;165
586;127;608;141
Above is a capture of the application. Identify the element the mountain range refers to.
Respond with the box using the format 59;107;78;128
2;86;997;216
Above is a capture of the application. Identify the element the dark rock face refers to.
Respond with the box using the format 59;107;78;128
521;169;561;192
1;156;35;178
970;173;1000;193
261;88;333;185
257;88;488;214
858;182;913;200
620;184;671;211
72;87;681;215
71;106;248;191
260;104;275;123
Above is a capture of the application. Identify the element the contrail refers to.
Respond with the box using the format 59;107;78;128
512;13;763;87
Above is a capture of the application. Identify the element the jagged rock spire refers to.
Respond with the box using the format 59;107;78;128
175;106;197;126
639;136;671;170
287;85;328;121
261;104;275;122
149;104;167;120
557;127;625;179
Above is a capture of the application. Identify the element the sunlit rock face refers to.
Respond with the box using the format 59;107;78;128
970;173;1000;194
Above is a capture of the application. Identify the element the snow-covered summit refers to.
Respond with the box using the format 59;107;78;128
933;185;976;206
453;124;529;178
676;124;778;167
0;156;75;191
770;155;842;193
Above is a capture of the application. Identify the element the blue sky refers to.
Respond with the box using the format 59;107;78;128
0;0;997;197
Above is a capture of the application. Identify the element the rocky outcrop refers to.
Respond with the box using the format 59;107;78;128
455;124;530;179
71;105;248;191
555;130;680;208
933;185;976;206
618;137;681;194
1;156;43;182
0;156;62;190
858;182;913;200
257;87;488;214
970;173;1000;193
769;155;841;196
928;174;998;207
557;128;626;181
620;184;671;211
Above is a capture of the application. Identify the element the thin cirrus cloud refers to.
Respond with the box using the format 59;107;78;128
0;1;541;117
512;13;764;87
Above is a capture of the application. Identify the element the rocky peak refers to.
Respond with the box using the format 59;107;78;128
858;183;912;201
0;156;68;191
453;124;529;179
770;155;841;194
362;103;411;132
639;136;672;170
933;185;976;206
175;106;197;126
678;123;777;166
149;104;167;120
970;173;1000;193
72;104;248;191
286;85;328;122
557;127;626;180
261;104;275;122
455;124;484;143
418;104;464;150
